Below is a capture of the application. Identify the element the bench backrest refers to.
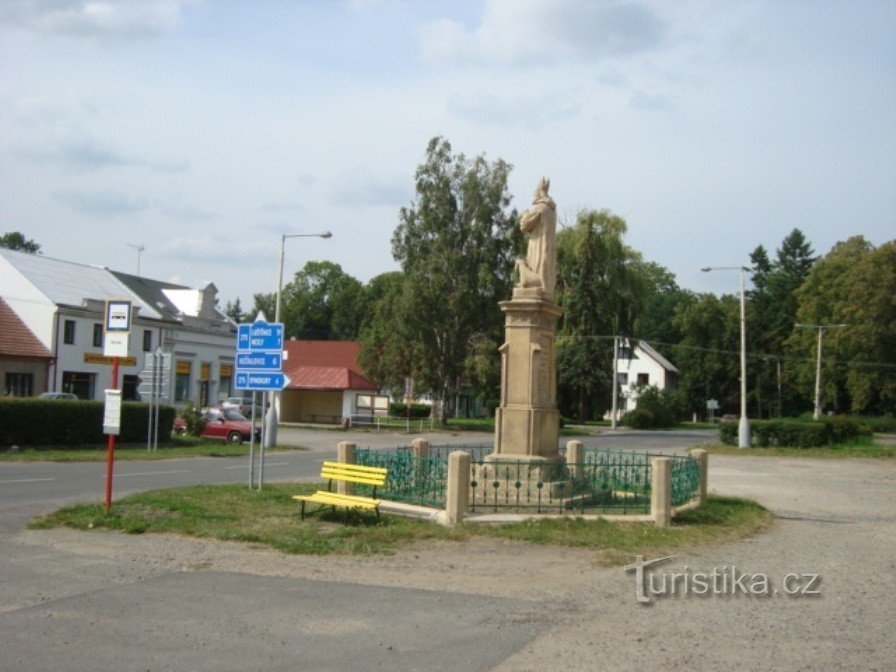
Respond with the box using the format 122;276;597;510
321;461;388;487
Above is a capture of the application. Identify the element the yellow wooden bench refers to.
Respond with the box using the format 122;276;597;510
293;461;389;522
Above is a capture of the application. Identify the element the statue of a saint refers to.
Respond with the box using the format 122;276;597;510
516;177;556;300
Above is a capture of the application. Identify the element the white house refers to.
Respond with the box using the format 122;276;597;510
0;248;236;406
611;339;679;417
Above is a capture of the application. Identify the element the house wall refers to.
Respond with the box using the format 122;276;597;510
617;349;673;412
164;326;236;408
280;390;342;423
0;357;49;396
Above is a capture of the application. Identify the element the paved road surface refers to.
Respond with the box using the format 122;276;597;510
1;428;893;671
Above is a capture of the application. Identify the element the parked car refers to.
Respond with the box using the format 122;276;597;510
221;396;264;418
173;407;261;444
38;392;78;400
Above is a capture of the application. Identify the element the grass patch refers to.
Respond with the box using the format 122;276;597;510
699;440;896;459
483;496;772;565
0;438;308;462
30;482;770;565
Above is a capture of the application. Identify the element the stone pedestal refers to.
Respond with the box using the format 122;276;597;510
489;287;563;474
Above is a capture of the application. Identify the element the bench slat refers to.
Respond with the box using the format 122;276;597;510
294;491;380;508
321;461;388;476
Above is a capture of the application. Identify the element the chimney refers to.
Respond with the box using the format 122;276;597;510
198;282;218;319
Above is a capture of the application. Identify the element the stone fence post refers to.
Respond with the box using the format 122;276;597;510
411;438;430;458
651;457;672;527
412;438;430;493
566;440;583;480
445;450;471;526
337;441;356;495
688;448;708;504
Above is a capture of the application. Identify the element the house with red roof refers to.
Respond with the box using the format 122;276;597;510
0;297;54;396
279;339;382;424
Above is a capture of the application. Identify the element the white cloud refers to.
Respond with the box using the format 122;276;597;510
159;235;273;265
417;0;665;65
16;138;190;173
0;0;193;40
447;89;582;128
53;188;150;215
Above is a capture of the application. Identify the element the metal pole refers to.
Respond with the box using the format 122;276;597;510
776;358;782;418
814;327;824;421
738;268;750;448
249;391;256;489
610;335;619;429
104;356;120;510
146;354;152;452
258;392;266;490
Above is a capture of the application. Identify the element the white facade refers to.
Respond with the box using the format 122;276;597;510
0;248;236;406
613;340;679;415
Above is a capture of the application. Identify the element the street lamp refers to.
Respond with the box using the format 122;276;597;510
701;265;751;448
794;323;847;420
264;230;333;447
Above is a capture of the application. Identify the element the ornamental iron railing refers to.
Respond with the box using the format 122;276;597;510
355;444;701;515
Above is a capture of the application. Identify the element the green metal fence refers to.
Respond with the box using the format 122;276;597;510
355;444;701;514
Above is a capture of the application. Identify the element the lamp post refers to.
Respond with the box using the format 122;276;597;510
794;323;847;420
701;265;750;448
264;230;333;447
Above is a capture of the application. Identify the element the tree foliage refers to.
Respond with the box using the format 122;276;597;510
0;231;41;253
360;136;520;423
555;209;645;421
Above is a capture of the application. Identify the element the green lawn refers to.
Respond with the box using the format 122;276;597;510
699;440;896;459
30;484;771;566
0;437;308;462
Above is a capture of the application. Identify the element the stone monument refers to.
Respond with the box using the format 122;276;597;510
486;177;563;478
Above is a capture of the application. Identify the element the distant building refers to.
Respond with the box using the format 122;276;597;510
279;340;380;424
0;297;54;396
609;339;679;419
0;247;235;405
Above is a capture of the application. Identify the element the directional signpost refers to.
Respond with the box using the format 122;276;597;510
138;349;171;451
236;318;288;490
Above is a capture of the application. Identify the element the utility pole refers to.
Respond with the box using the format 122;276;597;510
795;323;847;420
127;243;145;276
610;335;619;429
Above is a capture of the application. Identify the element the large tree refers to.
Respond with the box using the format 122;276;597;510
0;231;40;253
789;237;895;415
555;209;646;421
364;137;520;423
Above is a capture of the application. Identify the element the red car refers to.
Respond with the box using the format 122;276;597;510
173;407;261;444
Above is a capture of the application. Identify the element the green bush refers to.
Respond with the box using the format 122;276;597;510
719;417;871;447
0;398;175;447
620;385;678;429
180;400;207;436
388;402;432;419
855;415;896;433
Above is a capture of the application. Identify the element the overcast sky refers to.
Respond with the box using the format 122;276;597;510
2;0;894;307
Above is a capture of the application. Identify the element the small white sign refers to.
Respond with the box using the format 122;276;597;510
706;399;719;410
103;389;122;435
105;299;132;333
104;331;130;358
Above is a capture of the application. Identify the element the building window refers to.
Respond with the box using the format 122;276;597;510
637;373;650;386
175;360;191;402
219;363;233;398
616;372;629;385
63;320;76;345
5;373;34;397
62;371;95;399
143;330;152;352
617;346;632;359
93;323;103;348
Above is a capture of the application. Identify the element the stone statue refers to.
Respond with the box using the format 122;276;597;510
516;176;556;300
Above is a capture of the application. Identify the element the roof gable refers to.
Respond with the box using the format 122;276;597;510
0;298;53;359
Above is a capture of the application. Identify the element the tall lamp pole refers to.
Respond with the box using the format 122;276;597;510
701;265;750;448
794;323;847;420
264;230;333;448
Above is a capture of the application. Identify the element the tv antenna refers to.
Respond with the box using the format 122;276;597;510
127;243;145;275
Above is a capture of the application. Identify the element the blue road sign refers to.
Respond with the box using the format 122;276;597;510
236;321;284;352
236;352;282;371
235;371;289;391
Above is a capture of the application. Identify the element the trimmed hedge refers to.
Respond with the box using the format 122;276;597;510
719;416;872;448
388;402;432;419
0;398;175;447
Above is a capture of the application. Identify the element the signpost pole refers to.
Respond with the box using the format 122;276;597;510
104;356;120;510
146;357;153;451
249;391;256;490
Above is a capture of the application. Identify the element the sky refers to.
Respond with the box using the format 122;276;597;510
2;0;894;308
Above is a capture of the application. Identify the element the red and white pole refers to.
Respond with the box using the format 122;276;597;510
104;356;120;510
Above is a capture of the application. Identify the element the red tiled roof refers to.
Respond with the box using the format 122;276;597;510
287;366;377;391
282;340;377;391
0;298;53;360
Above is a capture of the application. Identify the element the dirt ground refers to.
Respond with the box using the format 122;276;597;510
3;451;893;671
